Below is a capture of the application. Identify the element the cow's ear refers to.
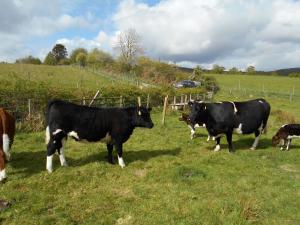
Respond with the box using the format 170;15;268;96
147;107;152;112
188;101;194;107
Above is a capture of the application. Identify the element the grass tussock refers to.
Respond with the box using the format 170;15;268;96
272;109;297;124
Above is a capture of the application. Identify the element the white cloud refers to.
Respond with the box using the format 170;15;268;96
0;0;102;61
112;0;300;70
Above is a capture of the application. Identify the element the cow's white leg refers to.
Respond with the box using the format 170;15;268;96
118;156;125;168
59;144;68;167
214;137;222;152
0;169;6;181
188;125;195;139
207;135;211;142
2;134;10;161
46;155;53;173
214;144;221;151
286;139;291;151
250;135;260;150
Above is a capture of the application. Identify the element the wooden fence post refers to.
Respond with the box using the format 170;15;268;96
83;97;86;105
183;95;188;111
119;95;123;107
138;96;141;107
172;96;176;110
162;96;168;125
28;99;31;117
146;94;150;108
89;90;100;106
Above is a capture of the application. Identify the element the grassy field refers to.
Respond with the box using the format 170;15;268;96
0;67;300;224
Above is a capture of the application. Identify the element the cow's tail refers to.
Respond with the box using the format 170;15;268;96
45;100;57;145
0;109;15;160
261;100;271;134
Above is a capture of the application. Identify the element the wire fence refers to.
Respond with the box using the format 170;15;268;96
220;85;300;102
2;92;211;132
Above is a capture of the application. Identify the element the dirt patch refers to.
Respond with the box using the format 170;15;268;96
133;169;147;178
279;164;299;173
116;215;132;225
272;110;297;124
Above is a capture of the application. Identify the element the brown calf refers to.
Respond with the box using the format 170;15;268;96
272;124;300;150
0;108;15;181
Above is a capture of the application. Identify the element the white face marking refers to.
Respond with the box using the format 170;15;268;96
230;101;238;113
100;132;112;143
53;129;62;135
0;169;7;181
45;126;50;144
234;123;243;134
258;100;264;103
46;155;53;173
214;144;221;152
68;131;80;140
118;156;125;168
138;110;142;116
2;134;10;161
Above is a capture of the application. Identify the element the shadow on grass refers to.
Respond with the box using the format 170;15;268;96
10;147;181;177
68;147;181;166
233;138;271;150
204;137;273;152
9;149;45;178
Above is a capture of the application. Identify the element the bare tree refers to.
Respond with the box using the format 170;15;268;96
114;28;144;71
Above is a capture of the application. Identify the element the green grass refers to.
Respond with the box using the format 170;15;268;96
211;74;300;94
0;68;300;224
1;109;300;224
0;64;122;91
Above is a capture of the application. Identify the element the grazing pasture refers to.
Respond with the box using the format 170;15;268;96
0;68;300;224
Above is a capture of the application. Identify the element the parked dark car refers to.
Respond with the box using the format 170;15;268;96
173;80;200;88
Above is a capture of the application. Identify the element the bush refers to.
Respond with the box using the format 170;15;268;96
16;56;42;65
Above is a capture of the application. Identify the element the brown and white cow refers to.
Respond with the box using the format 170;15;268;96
272;124;300;150
0;108;15;182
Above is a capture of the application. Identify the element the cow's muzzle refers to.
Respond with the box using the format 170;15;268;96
147;122;154;128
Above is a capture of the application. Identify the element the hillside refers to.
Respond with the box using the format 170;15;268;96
275;67;300;76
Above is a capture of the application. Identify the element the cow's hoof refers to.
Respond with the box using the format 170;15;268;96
47;169;53;174
213;145;221;152
61;162;68;167
118;157;126;168
250;147;256;151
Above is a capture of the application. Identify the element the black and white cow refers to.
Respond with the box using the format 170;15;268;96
272;124;300;150
45;100;154;173
179;113;214;141
188;99;270;152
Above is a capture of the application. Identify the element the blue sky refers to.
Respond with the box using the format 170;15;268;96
1;0;300;71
